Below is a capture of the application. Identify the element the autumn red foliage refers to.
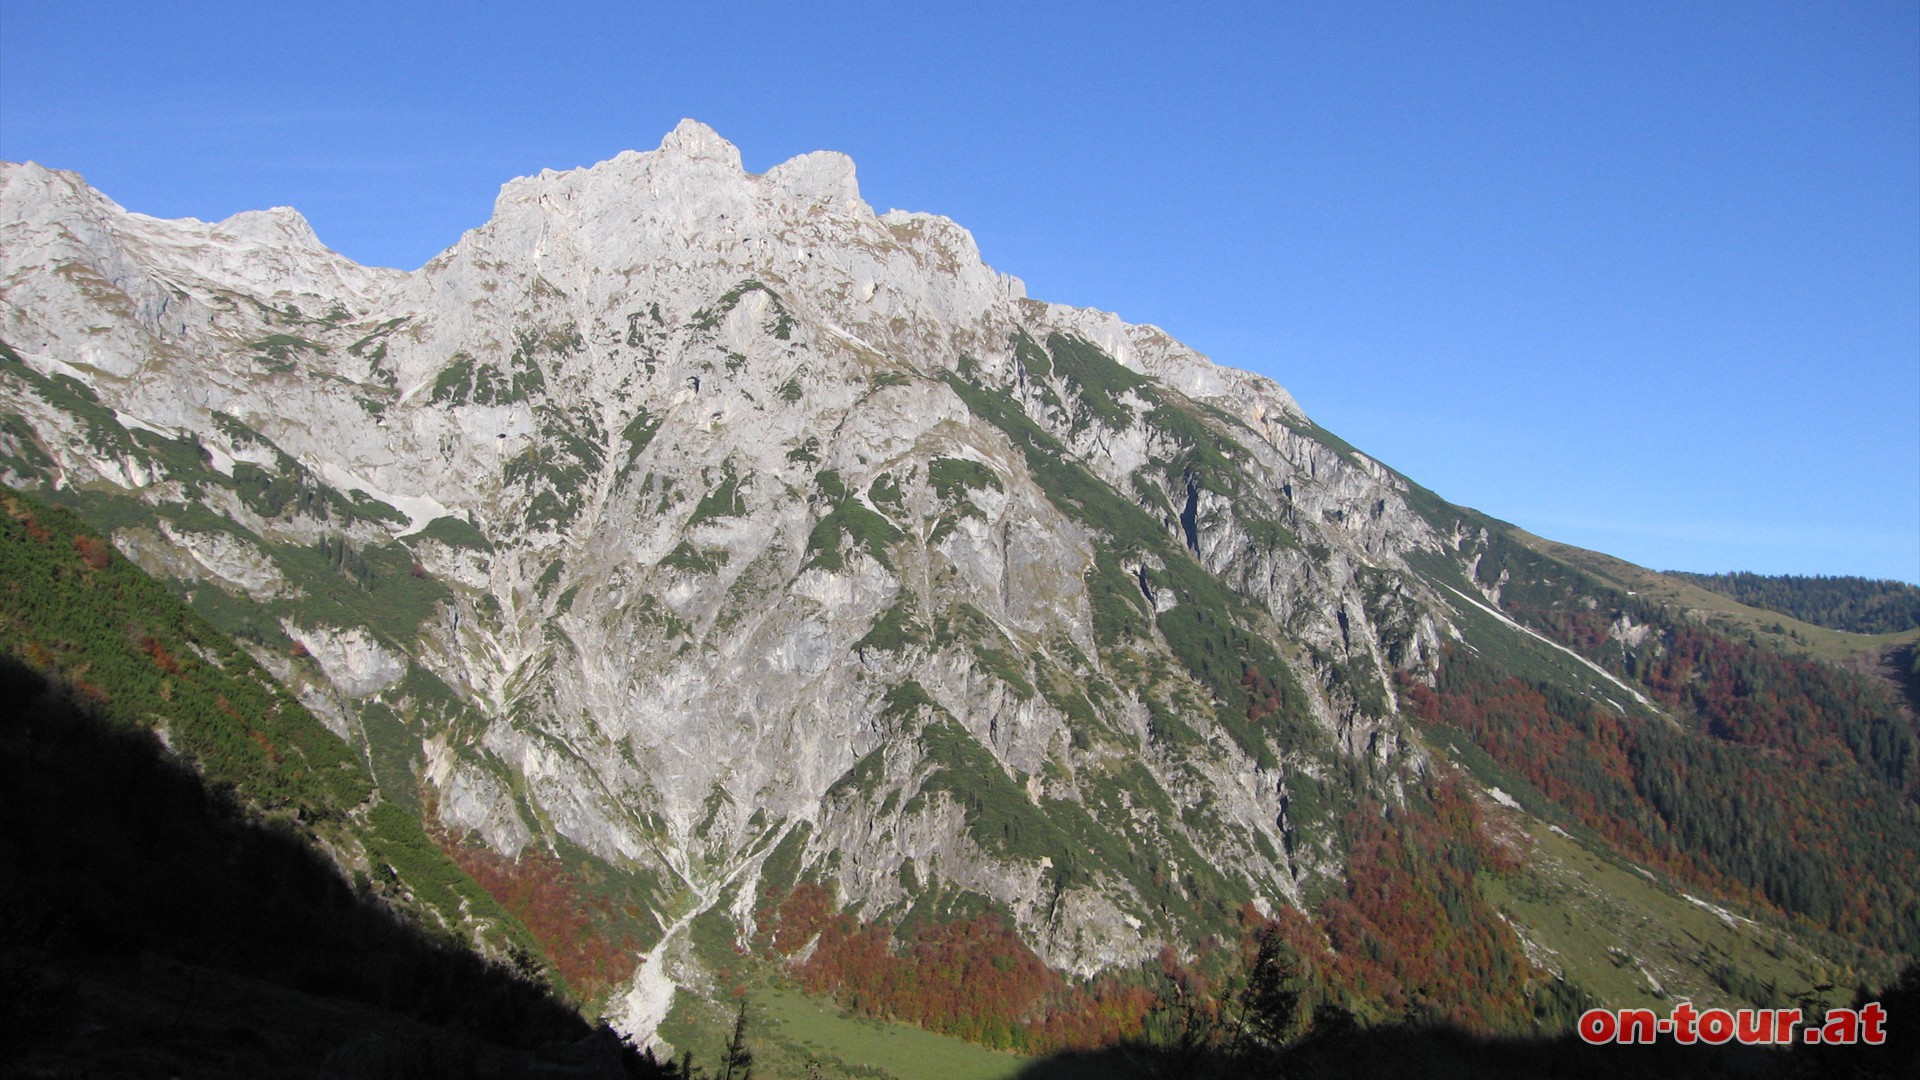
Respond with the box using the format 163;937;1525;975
759;766;1562;1053
134;630;181;675
1315;779;1538;1030
438;833;639;1000
1203;773;1558;1041
71;533;111;570
1402;636;1920;955
1530;608;1914;791
762;883;1155;1052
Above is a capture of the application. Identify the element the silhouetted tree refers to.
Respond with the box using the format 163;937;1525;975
718;1000;753;1080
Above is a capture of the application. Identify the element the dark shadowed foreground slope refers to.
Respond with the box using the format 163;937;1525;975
0;651;680;1078
0;490;675;1077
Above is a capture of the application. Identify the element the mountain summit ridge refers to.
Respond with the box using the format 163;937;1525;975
0;123;1409;980
4;122;1907;1053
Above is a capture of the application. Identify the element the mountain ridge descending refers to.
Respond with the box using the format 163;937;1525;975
2;121;1912;1057
1661;570;1920;637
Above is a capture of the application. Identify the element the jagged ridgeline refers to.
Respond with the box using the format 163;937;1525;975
2;121;1915;1065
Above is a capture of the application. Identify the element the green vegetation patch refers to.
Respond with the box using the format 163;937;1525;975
929;457;1004;502
0;489;368;815
615;407;662;486
249;333;325;371
917;718;1065;864
345;315;411;360
268;534;451;644
354;697;424;812
0;411;56;480
212;418;408;531
1034;660;1100;734
971;642;1034;700
826;747;890;802
1045;333;1149;432
1484;821;1843;1014
428;339;547;408
690;279;786;332
925;458;1001;542
182;578;290;652
535;559;566;600
360;799;539;958
868;471;905;512
1;342;144;461
934;603;1035;700
752;978;1030;1080
756;820;814;908
661;541;728;575
939;368;1322;768
502;403;604;532
855;601;926;655
1087;550;1150;648
1145;396;1252;499
806;499;904;572
413;515;492;551
687;460;747;527
1011;330;1051;378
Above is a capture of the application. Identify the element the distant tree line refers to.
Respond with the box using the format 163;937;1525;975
1666;571;1920;635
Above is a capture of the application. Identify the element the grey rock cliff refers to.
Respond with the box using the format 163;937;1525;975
1;122;1473;1043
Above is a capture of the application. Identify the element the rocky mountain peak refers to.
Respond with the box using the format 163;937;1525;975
0;128;1733;1050
762;149;867;213
213;205;327;251
658;117;746;169
0;160;108;217
485;122;873;235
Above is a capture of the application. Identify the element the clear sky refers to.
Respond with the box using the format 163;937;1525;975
4;2;1915;582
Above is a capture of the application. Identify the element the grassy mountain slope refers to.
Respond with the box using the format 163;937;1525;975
1515;527;1920;669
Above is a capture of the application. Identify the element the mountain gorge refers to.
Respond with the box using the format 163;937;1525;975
2;121;1914;1068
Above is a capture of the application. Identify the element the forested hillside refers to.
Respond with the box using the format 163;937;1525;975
1461;529;1920;958
1666;571;1920;635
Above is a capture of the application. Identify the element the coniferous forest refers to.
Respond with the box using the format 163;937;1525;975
1665;572;1920;636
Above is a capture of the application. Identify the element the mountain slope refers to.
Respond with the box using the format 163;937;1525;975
0;491;665;1076
2;122;1912;1051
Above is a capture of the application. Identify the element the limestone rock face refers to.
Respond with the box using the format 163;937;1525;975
0;122;1467;1042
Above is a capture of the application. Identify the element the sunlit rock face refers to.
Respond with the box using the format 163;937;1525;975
0;122;1459;1041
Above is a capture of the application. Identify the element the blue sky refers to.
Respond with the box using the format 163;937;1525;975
4;2;1915;581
